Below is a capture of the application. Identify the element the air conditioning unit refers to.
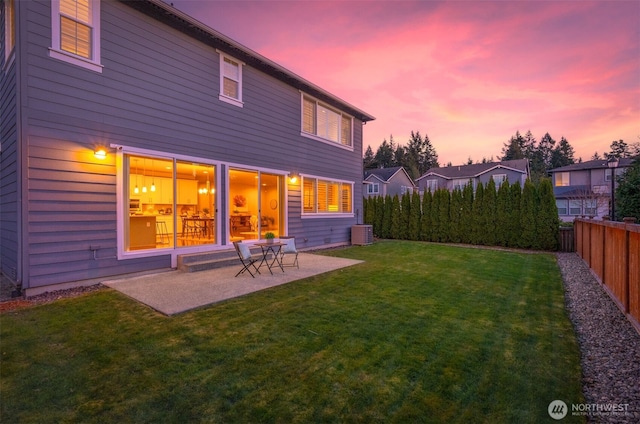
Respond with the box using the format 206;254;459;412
351;225;373;245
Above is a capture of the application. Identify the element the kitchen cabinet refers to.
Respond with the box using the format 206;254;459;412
129;215;156;250
177;179;198;205
140;177;173;205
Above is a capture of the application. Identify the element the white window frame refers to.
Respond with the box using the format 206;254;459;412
217;50;244;107
367;183;379;194
569;199;582;215
584;199;597;216
301;94;353;150
301;174;354;218
556;172;570;187
425;179;437;192
49;0;102;73
452;179;470;191
493;174;507;189
556;199;568;215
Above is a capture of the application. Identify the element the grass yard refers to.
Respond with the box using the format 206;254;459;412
0;241;584;423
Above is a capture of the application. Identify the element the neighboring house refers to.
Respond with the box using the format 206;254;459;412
363;167;417;198
0;0;374;295
415;159;529;194
548;159;633;222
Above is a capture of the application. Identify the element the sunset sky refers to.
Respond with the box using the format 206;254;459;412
172;0;639;166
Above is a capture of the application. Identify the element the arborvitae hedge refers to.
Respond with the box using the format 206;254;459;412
363;178;560;251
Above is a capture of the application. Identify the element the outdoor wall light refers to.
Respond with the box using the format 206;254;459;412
94;148;107;159
289;174;299;184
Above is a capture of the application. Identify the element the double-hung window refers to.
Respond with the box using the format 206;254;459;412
425;179;437;192
453;179;470;191
556;199;568;215
302;176;353;216
50;0;102;72
302;95;353;148
218;51;243;107
4;0;15;64
493;174;507;189
367;183;379;195
555;172;570;186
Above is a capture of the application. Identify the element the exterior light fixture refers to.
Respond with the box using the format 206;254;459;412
289;174;298;184
94;148;107;159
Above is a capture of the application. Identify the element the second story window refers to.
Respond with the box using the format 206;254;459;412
218;52;244;107
50;0;102;72
556;172;570;186
302;95;353;148
367;183;379;194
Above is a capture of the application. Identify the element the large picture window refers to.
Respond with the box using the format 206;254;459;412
302;176;353;215
302;95;353;147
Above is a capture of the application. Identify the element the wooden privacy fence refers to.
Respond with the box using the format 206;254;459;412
574;218;640;333
559;227;574;252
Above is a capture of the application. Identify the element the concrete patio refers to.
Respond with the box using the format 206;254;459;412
103;253;363;315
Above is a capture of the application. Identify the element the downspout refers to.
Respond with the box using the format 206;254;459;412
15;0;26;295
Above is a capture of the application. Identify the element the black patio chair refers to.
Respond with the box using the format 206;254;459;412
233;241;261;278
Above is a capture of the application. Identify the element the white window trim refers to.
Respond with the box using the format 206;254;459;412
555;172;570;187
49;0;103;73
300;93;354;151
217;50;244;108
301;174;354;218
425;179;437;192
368;183;379;194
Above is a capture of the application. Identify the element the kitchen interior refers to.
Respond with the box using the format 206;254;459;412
128;155;216;250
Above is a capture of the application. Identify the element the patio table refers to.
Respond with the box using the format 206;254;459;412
255;242;285;274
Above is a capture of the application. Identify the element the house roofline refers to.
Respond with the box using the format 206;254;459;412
126;0;375;123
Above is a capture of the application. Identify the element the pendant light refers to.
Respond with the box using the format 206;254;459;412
133;159;139;194
151;159;156;192
141;159;148;193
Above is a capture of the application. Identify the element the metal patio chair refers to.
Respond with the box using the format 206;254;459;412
233;241;261;278
279;236;299;269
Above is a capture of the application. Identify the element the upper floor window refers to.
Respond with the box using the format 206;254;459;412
555;172;570;186
302;95;353;148
492;174;507;189
303;176;353;215
218;51;244;107
367;183;379;194
50;0;102;72
425;179;437;192
4;0;15;63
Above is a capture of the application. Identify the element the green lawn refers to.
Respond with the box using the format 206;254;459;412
0;241;584;423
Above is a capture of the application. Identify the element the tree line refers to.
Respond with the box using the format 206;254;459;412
364;130;639;183
363;179;560;251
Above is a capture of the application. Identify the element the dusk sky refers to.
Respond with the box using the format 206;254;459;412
172;0;639;165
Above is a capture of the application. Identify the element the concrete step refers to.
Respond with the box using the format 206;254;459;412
177;246;267;273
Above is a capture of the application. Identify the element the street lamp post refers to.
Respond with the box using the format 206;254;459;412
607;157;619;220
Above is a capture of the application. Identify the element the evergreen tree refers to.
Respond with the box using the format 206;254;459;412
390;195;402;239
400;192;411;239
519;179;538;249
501;131;527;160
507;181;522;247
430;190;441;242
437;189;451;242
374;195;385;237
606;139;631;159
420;191;433;241
495;179;511;246
530;132;556;182
380;195;392;238
615;158;640;221
408;191;422;240
449;188;463;243
363;145;376;169
471;183;485;244
363;196;374;225
375;137;395;168
483;179;497;246
550;137;576;168
536;179;560;250
460;183;474;244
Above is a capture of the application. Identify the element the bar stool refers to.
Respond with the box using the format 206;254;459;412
156;221;169;244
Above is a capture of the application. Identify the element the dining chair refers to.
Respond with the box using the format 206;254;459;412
233;241;261;277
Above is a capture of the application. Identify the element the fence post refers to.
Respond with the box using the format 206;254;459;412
624;217;637;314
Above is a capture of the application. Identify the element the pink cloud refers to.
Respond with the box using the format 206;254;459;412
174;0;639;165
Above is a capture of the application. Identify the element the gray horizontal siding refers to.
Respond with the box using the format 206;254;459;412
19;0;364;288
